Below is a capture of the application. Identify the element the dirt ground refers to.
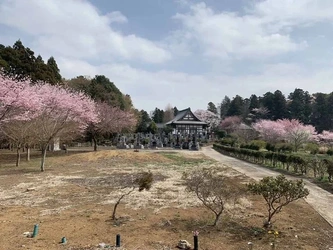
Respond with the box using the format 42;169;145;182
0;148;333;250
201;147;333;228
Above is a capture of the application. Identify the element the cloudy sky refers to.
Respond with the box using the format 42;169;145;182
1;0;333;112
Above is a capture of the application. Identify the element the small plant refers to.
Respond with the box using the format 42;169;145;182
250;140;267;150
266;143;276;152
275;143;293;153
327;149;333;156
111;171;153;220
323;159;333;182
305;143;319;154
247;175;309;227
182;167;246;226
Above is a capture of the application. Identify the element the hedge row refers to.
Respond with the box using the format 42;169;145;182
213;144;333;181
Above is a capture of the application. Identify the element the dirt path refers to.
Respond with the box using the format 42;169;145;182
201;146;333;228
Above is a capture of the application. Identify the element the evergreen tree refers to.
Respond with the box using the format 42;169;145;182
249;94;259;111
311;93;329;132
152;108;164;123
0;40;62;84
207;102;218;114
173;106;179;116
89;75;129;110
219;96;231;119
227;95;243;117
66;75;132;110
260;92;275;120
327;92;333;130
242;98;251;121
136;110;151;133
288;88;312;123
147;121;158;134
46;56;62;84
272;90;287;120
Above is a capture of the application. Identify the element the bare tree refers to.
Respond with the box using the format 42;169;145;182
182;167;246;226
112;171;153;220
163;103;174;123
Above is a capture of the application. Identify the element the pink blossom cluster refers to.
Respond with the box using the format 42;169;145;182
0;74;42;121
317;130;333;142
0;74;98;127
219;116;242;132
94;102;137;134
253;119;317;145
194;109;220;129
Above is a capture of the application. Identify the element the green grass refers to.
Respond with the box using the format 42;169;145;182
155;152;214;165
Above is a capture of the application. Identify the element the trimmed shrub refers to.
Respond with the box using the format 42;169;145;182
276;143;293;153
327;149;333;156
305;143;319;154
319;146;328;154
266;143;276;152
215;130;227;139
219;137;237;147
249;140;267;150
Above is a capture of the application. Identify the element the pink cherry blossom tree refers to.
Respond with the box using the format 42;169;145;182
278;119;317;151
317;130;333;145
88;102;137;151
1;119;36;166
252;119;285;144
0;74;42;165
219;116;242;134
31;84;98;171
253;119;317;151
194;109;220;131
0;74;41;122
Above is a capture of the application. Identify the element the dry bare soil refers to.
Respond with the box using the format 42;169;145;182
0;148;332;250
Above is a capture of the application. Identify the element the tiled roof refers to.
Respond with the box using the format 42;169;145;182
165;107;207;125
165;107;190;125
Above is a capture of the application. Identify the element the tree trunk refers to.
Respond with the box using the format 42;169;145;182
93;137;97;151
40;146;47;172
112;188;135;220
26;146;30;161
212;213;221;226
16;145;21;167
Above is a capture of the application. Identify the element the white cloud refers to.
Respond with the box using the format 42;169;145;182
58;57;333;111
172;2;308;59
253;0;333;25
0;0;171;64
1;0;333;112
106;11;128;24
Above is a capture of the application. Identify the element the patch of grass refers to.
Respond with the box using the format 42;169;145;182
313;177;333;193
155;152;213;165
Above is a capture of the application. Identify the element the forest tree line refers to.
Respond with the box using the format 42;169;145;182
212;90;333;133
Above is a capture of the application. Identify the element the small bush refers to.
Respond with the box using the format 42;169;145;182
327;149;333;156
276;143;293;153
249;140;267;150
215;130;227;139
240;143;260;151
318;146;328;154
266;143;276;152
219;137;237;147
305;143;319;154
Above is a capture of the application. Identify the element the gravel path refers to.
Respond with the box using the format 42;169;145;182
201;146;333;228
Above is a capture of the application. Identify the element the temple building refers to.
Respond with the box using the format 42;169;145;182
164;107;208;136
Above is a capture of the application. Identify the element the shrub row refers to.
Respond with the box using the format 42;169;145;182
213;144;333;181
